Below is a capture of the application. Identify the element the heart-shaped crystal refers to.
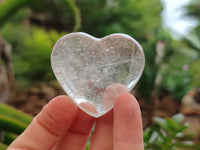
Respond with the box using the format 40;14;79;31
51;32;145;118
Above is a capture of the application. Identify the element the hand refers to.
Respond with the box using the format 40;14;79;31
8;93;144;150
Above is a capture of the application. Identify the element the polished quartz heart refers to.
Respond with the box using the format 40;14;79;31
51;32;145;118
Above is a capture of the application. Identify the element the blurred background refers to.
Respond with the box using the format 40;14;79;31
0;0;200;149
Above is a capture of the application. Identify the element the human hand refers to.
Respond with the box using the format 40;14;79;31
8;93;144;150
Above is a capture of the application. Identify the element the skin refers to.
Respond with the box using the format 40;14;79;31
8;93;144;150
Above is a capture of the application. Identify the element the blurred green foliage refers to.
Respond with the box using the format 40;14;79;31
182;29;200;89
0;0;31;24
151;0;200;100
76;0;162;40
2;22;66;87
0;103;32;149
189;59;200;87
180;0;200;91
144;114;200;150
158;42;199;99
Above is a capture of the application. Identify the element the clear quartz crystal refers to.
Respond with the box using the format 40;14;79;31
51;32;145;117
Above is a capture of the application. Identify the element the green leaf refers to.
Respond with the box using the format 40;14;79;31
0;103;32;125
144;127;155;142
0;115;28;134
154;117;167;129
165;118;180;134
172;114;184;124
0;0;32;24
3;132;18;145
0;143;8;150
85;145;89;150
64;0;81;31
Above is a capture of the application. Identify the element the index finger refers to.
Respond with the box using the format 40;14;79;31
113;93;144;150
8;95;77;150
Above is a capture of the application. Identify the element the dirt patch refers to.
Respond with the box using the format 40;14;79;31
8;81;65;116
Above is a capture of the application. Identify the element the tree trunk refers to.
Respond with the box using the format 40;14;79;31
0;36;13;103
